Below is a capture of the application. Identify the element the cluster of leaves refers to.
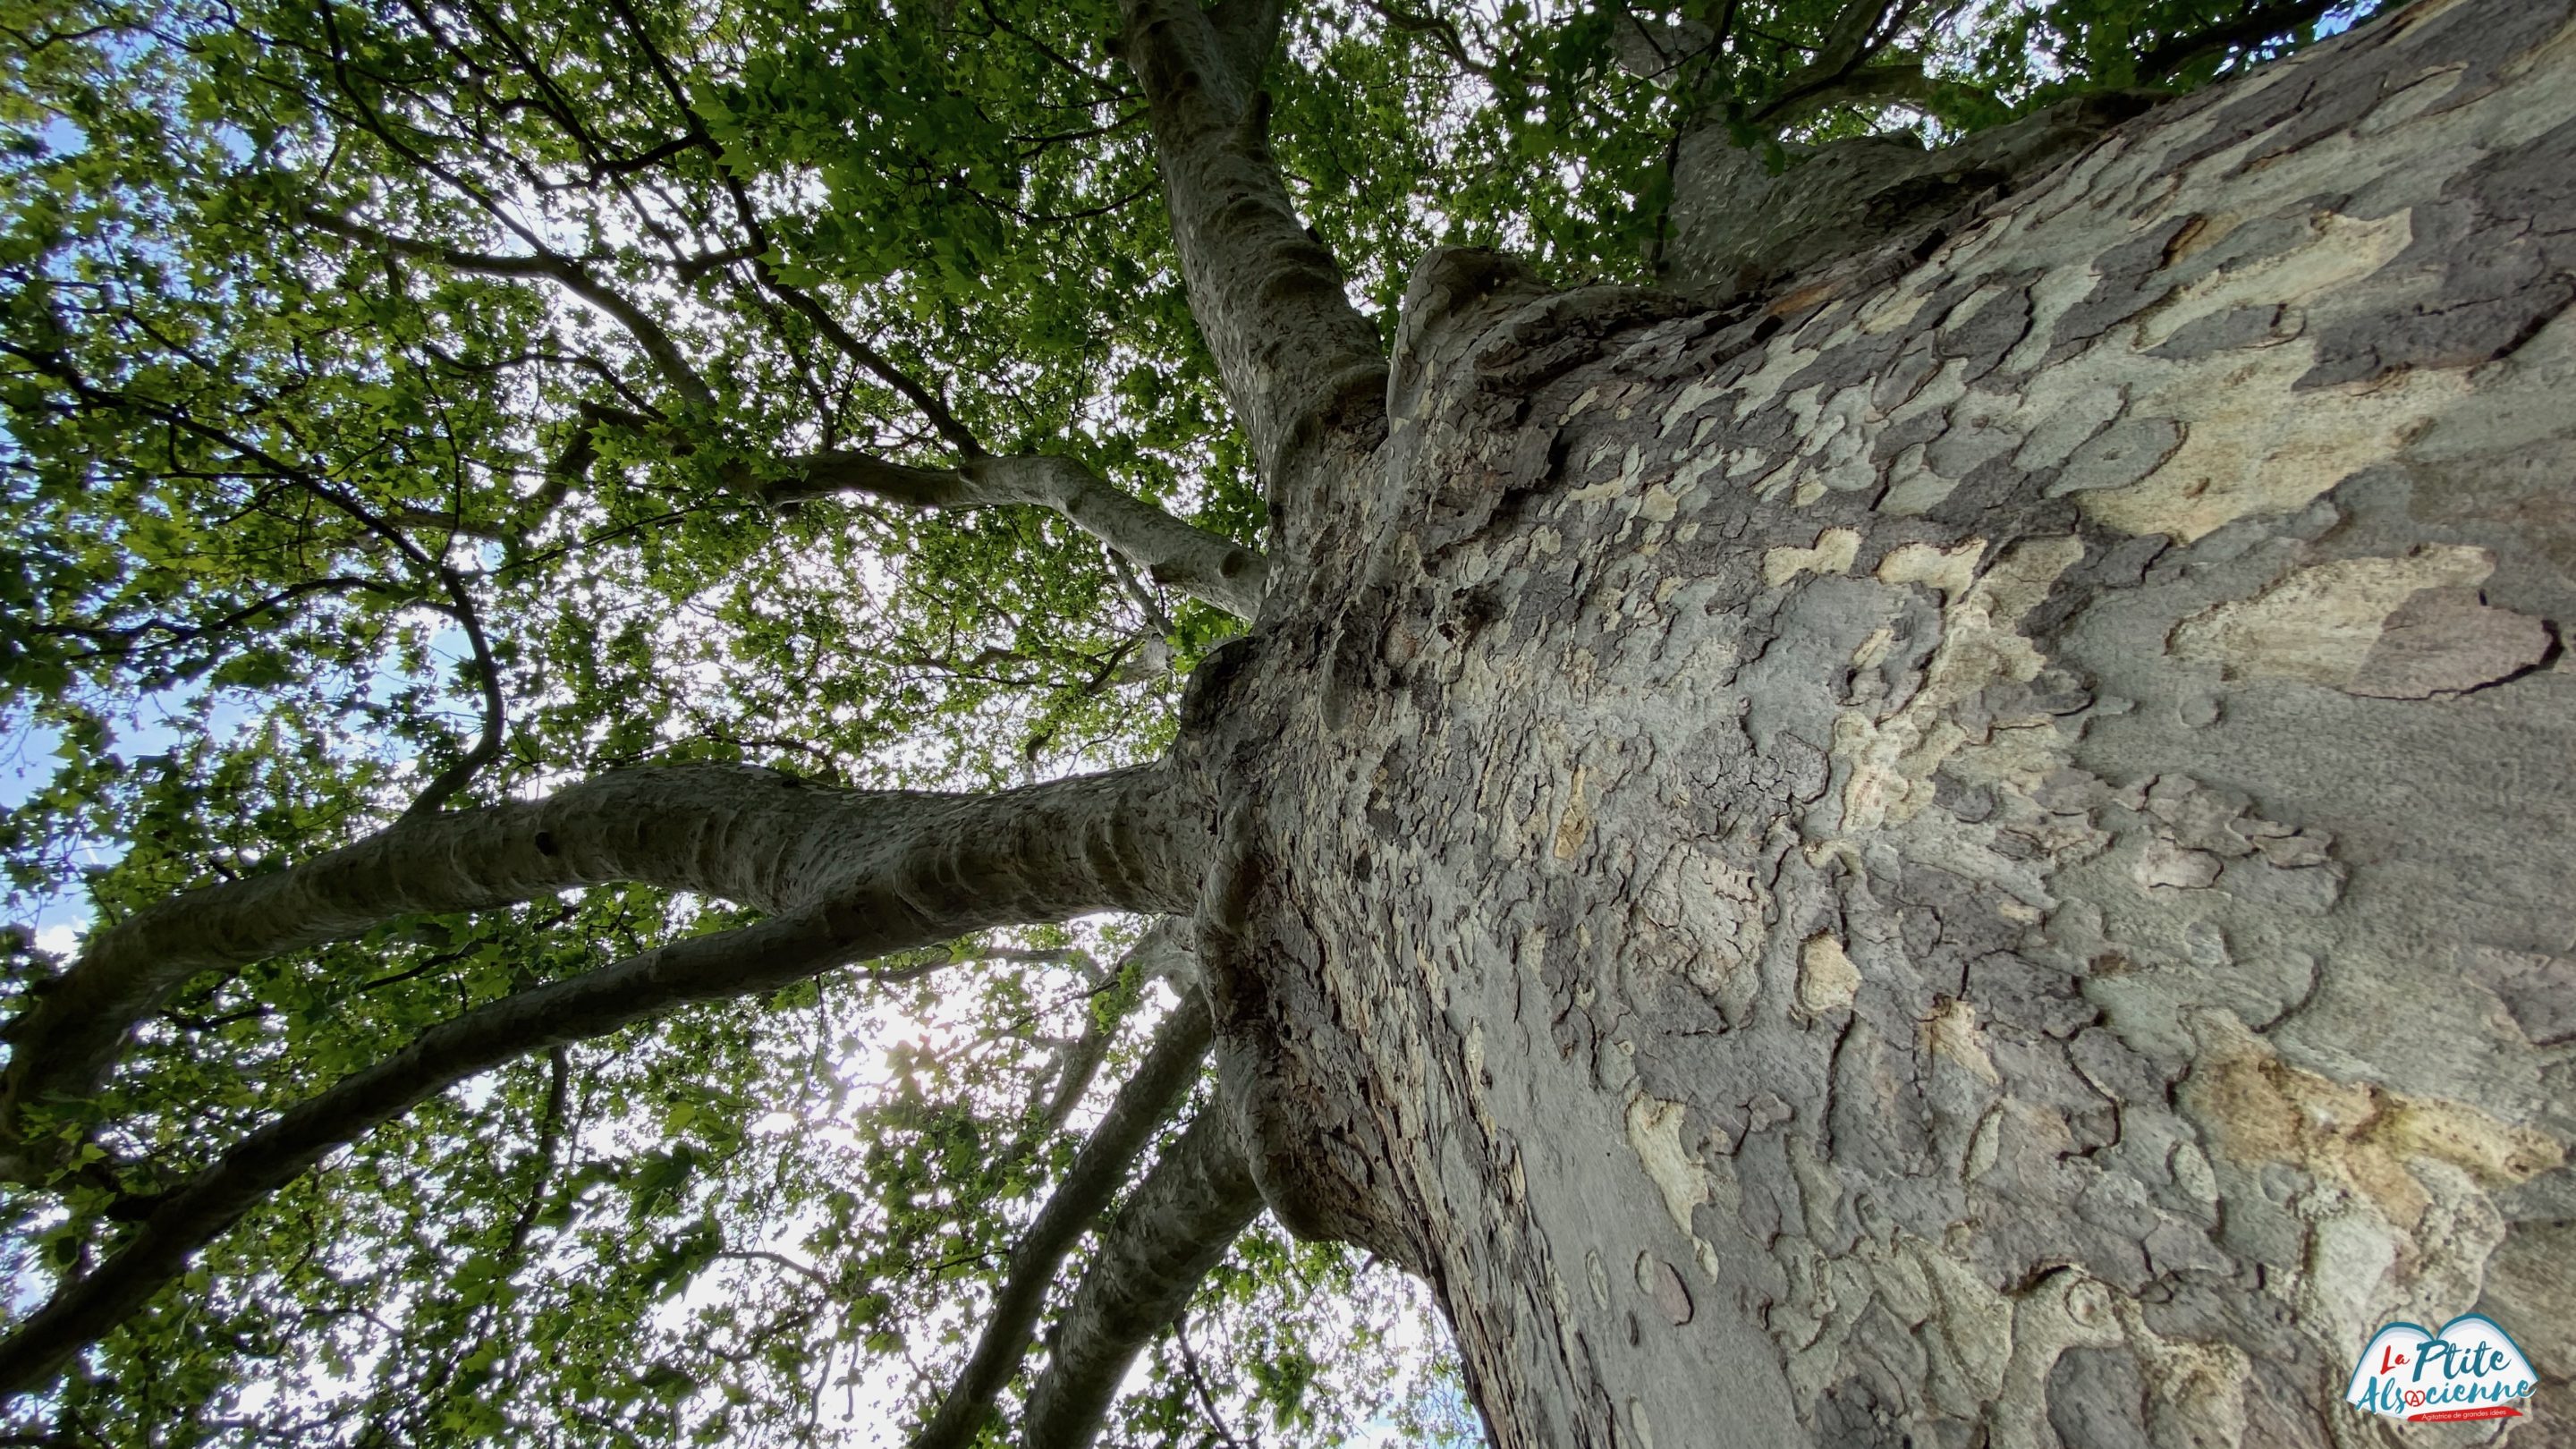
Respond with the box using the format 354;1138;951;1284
0;0;2385;1440
16;904;1469;1445
1267;0;2384;313
0;0;1292;1436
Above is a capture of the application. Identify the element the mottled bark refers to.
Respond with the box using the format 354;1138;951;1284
913;992;1214;1449
0;765;1208;1394
1018;1105;1266;1449
1;764;1197;1183
1188;1;2576;1444
1118;0;1388;513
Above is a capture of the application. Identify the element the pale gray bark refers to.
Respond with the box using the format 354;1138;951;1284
912;991;1213;1449
0;764;1207;1394
779;453;1270;618
0;764;1197;1183
1187;0;2576;1443
1018;1105;1266;1449
1657;90;2157;305
1119;0;1388;502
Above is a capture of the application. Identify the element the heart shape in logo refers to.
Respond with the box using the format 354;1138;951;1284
2346;1313;2538;1423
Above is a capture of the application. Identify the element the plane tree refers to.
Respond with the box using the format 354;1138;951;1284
6;0;2572;1443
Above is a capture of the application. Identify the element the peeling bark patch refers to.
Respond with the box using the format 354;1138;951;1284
2347;587;2555;697
1832;536;2085;832
2167;544;2553;694
1637;1253;1695;1326
2046;416;2185;497
1764;528;1861;587
1798;932;1861;1015
2056;208;2492;541
2137;209;2411;352
1625;1094;1711;1239
2148;302;2291;358
1875;538;1987;597
2048;216;2200;356
2303;114;2576;386
2047;1347;2156;1449
1922;1000;2002;1085
1551;766;1592;860
1935;282;2034;377
2079;337;2468;542
2183;1025;2563;1233
2133;837;2223;891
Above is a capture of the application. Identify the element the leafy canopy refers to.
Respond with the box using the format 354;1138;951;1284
0;0;2371;1440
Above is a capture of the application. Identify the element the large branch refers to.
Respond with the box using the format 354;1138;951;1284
750;263;985;457
910;988;1214;1449
1362;0;1496;79
1119;0;1387;489
1748;55;1933;126
304;208;720;411
0;765;1197;1182
1017;1105;1264;1449
776;453;1268;618
0;892;1095;1397
2134;0;2347;81
1735;0;1929;127
1808;0;1911;80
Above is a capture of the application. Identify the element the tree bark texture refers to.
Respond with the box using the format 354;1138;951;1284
0;766;1207;1396
1189;1;2576;1444
0;763;1196;1182
1119;0;1389;510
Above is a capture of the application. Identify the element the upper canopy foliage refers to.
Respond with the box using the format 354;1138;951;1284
0;0;2375;1440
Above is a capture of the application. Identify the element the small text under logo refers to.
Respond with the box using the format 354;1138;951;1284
2345;1313;2536;1425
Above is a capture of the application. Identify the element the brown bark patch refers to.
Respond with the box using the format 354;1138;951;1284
2346;586;2556;697
2184;1030;2563;1232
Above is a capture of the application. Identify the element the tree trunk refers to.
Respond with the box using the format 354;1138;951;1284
1199;1;2576;1443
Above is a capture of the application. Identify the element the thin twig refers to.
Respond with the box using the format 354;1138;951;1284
1173;1308;1254;1449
